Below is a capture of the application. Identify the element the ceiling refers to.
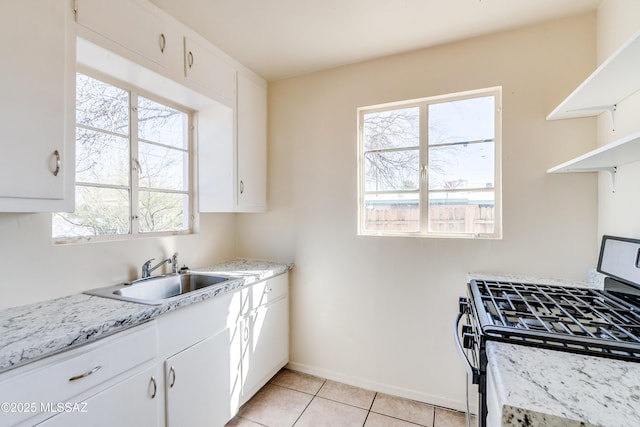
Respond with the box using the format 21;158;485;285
149;0;601;81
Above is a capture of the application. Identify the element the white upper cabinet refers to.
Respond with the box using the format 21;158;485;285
76;0;182;77
184;36;237;106
0;0;75;212
236;71;268;212
199;70;268;213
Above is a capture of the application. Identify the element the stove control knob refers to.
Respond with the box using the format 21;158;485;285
462;333;475;349
462;324;473;335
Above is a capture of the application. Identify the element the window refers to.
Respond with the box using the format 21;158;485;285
53;72;193;241
358;87;501;238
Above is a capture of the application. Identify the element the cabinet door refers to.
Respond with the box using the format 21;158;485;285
241;296;289;401
0;0;74;212
165;330;231;427
36;365;160;427
236;71;267;212
184;36;236;105
76;0;181;72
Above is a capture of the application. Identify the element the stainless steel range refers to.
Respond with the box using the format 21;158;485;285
455;235;640;426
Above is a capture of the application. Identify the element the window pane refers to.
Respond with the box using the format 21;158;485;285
364;193;419;232
428;96;494;146
138;97;188;149
76;73;129;135
76;128;129;186
139;142;187;191
428;140;494;190
364;149;419;191
363;107;419;150
428;191;494;234
52;186;130;238
139;191;189;233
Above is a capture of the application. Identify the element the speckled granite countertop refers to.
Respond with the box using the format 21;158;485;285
0;259;291;373
487;342;640;427
468;272;639;427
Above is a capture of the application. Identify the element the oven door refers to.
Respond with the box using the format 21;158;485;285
455;296;486;427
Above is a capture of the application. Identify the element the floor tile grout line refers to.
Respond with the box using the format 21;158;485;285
291;378;327;426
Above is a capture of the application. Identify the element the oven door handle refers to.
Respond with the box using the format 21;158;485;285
454;311;480;384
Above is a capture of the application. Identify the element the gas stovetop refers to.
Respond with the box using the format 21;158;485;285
468;278;640;361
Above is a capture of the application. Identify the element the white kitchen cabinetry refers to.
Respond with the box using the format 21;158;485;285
0;0;74;212
199;70;268;213
36;365;160;427
164;331;230;427
236;71;268;212
234;274;289;408
75;0;182;77
0;322;157;426
157;292;234;427
184;36;237;106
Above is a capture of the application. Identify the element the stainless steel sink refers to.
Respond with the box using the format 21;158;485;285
85;272;232;305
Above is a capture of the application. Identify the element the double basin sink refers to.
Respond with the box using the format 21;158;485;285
85;272;233;305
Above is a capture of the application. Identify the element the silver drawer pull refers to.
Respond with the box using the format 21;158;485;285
69;365;101;382
188;51;194;68
159;33;166;53
265;287;273;293
150;376;157;399
52;150;60;177
168;366;176;388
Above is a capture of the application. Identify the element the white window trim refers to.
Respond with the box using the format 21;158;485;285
53;67;198;244
357;87;502;239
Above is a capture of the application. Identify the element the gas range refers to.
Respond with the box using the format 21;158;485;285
455;235;640;426
468;277;640;361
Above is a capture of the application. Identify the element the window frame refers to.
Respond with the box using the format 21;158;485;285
53;67;197;244
357;87;502;239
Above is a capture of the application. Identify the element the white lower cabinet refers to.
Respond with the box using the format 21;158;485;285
241;296;289;401
232;273;290;411
36;365;160;427
1;274;289;427
164;330;231;427
0;322;157;427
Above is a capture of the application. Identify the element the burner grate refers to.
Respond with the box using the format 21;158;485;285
470;280;640;361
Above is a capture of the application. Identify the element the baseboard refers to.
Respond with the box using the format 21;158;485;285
285;361;477;414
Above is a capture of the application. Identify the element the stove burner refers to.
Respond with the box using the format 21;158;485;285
469;279;640;362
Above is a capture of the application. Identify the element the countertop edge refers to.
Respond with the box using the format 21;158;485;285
0;259;291;373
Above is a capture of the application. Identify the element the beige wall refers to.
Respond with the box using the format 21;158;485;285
236;14;598;410
597;0;640;238
0;213;236;309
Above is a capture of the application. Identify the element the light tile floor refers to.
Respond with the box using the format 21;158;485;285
226;369;470;427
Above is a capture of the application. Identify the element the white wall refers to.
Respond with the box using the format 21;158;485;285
596;0;640;238
236;14;598;410
0;212;236;309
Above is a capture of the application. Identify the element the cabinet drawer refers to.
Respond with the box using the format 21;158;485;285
0;322;157;426
241;273;288;314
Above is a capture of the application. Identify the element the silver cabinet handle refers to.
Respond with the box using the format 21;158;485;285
149;376;157;399
69;365;101;382
159;33;166;53
243;326;249;342
240;180;244;194
265;287;273;293
52;150;60;177
187;51;194;68
168;366;176;388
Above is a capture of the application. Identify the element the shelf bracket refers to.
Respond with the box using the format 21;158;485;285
607;105;617;131
601;166;618;192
